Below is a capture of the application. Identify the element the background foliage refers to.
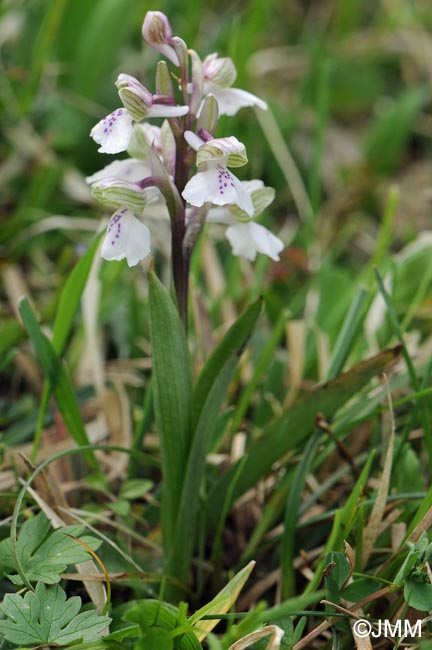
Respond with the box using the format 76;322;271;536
2;0;432;648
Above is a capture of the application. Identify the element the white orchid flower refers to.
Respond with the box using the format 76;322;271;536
182;131;254;216
201;53;267;116
206;180;283;261
90;75;188;155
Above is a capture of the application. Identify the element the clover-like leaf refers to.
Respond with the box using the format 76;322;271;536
0;513;102;585
0;582;111;646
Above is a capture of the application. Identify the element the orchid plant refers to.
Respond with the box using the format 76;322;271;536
87;10;283;327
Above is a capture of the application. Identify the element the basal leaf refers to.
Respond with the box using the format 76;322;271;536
168;298;262;585
0;513;101;585
148;270;192;555
0;582;111;646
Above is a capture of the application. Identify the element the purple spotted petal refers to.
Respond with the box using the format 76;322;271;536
182;163;254;216
90;108;134;154
101;208;151;267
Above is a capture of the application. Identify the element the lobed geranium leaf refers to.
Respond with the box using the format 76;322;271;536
0;582;111;646
0;512;102;585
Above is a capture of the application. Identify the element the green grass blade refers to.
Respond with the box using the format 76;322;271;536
192;297;263;429
229;307;288;435
206;346;401;528
18;299;99;472
31;234;102;462
128;379;153;479
281;433;320;599
374;268;432;466
25;0;68;109
304;452;375;593
148;269;193;555
52;235;102;354
325;286;369;380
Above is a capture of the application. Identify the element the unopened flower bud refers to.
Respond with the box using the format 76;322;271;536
91;179;148;212
142;11;179;66
116;74;152;122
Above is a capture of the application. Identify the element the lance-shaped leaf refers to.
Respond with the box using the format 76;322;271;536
167;298;263;584
206;345;402;528
189;561;255;640
0;582;111;646
148;270;192;553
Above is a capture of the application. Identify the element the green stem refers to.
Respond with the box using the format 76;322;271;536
172;121;192;330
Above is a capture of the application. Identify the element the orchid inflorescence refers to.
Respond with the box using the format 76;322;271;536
87;10;283;323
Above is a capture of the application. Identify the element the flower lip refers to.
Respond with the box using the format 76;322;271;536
182;162;254;216
142;10;179;66
90;108;134;154
101;207;151;267
226;222;284;261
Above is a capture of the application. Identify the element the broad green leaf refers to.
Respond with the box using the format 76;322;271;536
124;600;179;632
124;601;200;650
168;299;262;583
18;298;98;471
0;513;101;585
120;479;153;500
404;580;432;612
0;582;111;646
206;346;401;527
148;270;192;553
137;628;173;650
342;578;381;602
323;552;351;603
